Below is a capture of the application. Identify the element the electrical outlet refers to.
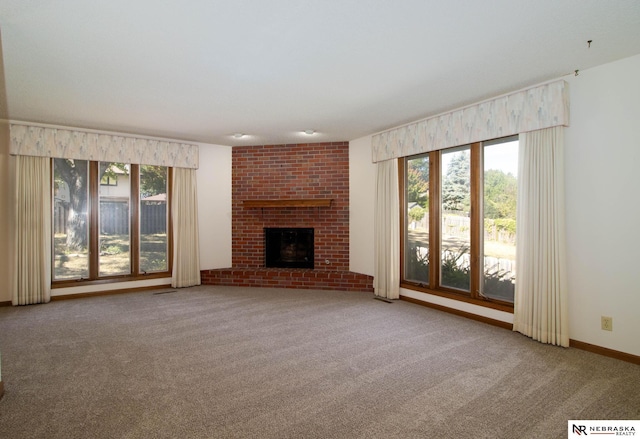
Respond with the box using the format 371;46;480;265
601;316;613;331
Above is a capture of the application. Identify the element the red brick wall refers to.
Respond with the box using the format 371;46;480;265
231;142;350;270
200;268;373;292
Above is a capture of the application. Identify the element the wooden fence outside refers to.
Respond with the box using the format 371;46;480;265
54;200;167;235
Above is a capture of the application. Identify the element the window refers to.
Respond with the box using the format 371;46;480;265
481;139;517;302
401;136;517;307
404;154;430;285
139;165;169;274
99;162;131;276
100;174;118;186
53;159;90;279
52;159;171;283
440;146;471;290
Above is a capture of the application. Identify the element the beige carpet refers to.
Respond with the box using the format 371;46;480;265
0;286;638;438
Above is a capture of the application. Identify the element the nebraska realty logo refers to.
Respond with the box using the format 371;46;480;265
569;420;638;436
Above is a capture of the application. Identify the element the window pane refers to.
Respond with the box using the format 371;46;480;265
440;147;471;291
405;155;429;284
99;162;131;276
482;139;518;302
140;165;168;273
53;159;89;280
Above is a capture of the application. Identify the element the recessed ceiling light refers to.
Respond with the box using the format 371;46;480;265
304;129;315;135
233;133;244;138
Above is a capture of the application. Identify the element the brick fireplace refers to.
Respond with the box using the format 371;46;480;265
200;141;373;292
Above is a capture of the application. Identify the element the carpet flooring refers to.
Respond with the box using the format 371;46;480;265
0;286;638;438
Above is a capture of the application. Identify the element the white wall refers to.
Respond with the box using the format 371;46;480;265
0;32;12;304
197;143;232;270
349;135;376;276
0;121;12;304
563;54;640;356
349;54;640;356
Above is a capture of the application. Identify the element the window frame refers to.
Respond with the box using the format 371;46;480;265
399;137;516;313
51;160;173;287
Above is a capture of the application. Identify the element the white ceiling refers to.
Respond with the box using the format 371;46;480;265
1;1;640;146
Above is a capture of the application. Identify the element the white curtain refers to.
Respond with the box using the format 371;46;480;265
172;167;201;288
373;159;400;299
13;155;51;305
513;126;569;346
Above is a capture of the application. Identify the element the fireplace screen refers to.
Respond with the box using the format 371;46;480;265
264;228;314;269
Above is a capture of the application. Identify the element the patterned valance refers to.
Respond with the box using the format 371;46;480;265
371;80;569;162
10;124;199;169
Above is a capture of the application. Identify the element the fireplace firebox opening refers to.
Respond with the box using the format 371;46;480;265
265;228;314;269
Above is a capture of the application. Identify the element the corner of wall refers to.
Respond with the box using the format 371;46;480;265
0;28;13;303
196;143;233;270
0;118;12;303
348;135;376;276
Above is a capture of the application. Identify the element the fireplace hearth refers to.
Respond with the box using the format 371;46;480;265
265;228;314;269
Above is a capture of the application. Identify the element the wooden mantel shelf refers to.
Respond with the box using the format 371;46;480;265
243;199;333;208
